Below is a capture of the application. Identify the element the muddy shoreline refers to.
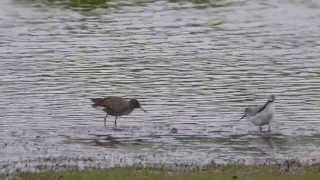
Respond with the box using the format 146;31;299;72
1;156;320;175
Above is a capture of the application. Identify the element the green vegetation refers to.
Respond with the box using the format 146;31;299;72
2;165;320;180
42;0;111;9
69;0;109;8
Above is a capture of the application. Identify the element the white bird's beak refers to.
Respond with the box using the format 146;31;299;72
239;113;246;120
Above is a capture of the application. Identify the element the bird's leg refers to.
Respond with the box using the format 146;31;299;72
268;125;271;132
114;116;118;128
104;114;108;128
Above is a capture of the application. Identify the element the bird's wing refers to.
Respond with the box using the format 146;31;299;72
247;106;261;116
102;97;129;112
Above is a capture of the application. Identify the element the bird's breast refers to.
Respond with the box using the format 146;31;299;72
249;104;274;126
104;107;134;116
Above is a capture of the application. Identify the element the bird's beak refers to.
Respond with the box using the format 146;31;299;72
239;113;246;120
140;107;147;112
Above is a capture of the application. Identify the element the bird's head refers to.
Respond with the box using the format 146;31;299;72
129;99;146;112
268;95;276;102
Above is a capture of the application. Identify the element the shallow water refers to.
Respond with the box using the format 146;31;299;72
1;0;320;174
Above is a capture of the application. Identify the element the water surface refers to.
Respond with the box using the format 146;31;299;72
1;0;320;173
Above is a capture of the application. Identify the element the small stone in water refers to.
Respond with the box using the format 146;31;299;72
171;128;178;134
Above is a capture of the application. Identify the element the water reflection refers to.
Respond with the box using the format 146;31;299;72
15;0;235;11
14;0;156;10
169;0;234;8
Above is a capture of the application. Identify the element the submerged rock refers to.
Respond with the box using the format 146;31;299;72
170;128;178;134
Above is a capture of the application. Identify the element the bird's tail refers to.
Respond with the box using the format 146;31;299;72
91;98;104;107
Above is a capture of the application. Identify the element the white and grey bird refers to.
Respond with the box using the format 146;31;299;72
240;95;275;132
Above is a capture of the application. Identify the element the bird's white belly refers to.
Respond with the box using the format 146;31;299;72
249;106;274;126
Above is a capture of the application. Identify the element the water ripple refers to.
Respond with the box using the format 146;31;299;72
1;0;320;173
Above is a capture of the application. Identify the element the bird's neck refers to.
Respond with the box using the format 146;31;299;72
258;100;273;113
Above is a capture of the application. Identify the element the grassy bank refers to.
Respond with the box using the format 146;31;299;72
2;165;320;180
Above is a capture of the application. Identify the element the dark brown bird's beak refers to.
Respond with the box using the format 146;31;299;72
140;107;147;112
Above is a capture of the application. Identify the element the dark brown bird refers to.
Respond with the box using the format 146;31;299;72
91;96;146;128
